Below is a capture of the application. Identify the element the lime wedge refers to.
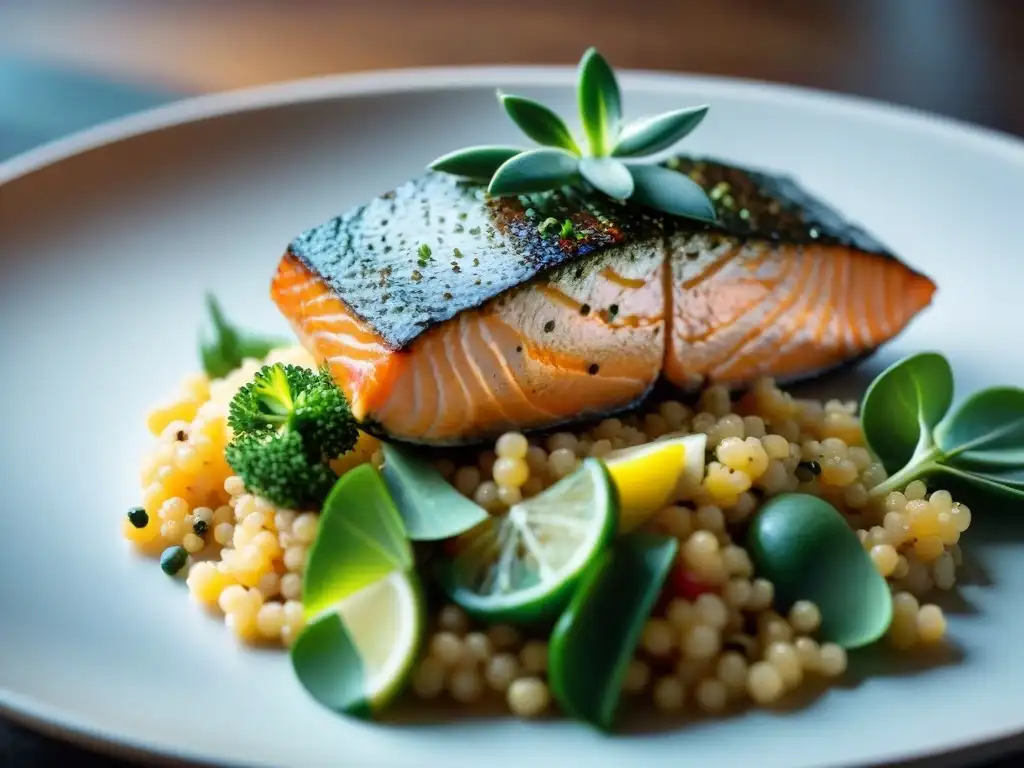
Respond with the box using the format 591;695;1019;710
292;569;424;716
437;457;618;624
604;433;707;532
291;464;423;717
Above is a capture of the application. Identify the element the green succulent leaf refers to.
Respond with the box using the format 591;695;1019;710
302;464;413;621
379;443;489;541
628;165;717;222
747;494;893;649
860;352;954;475
577;47;622;157
487;148;580;197
497;92;580;154
611;105;709;158
428;145;523;179
578;157;634;200
934;386;1024;469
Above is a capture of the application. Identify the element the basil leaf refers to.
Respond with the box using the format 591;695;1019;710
548;533;678;732
577;47;622;157
578;157;634;200
199;294;286;379
628;165;717;222
380;443;488;541
302;464;413;621
487;148;580;197
428;145;523;179
497;92;580;154
611;105;709;158
860;352;954;474
935;386;1024;469
747;494;892;649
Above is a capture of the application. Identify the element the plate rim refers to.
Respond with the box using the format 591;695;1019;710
3;64;1024;768
2;64;1023;190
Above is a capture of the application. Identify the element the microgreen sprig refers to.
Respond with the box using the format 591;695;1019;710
427;48;716;224
861;352;1024;502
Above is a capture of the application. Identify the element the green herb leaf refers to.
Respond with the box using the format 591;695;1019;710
302;464;413;621
537;216;560;237
498;92;581;154
380;443;489;541
938;464;1024;501
611;105;709;158
860;352;954;475
548;533;678;731
560;219;575;239
428;145;523;179
579;157;634;200
577;47;622;157
628;165;717;222
934;386;1024;469
487;148;580;197
199;294;287;379
747;494;892;649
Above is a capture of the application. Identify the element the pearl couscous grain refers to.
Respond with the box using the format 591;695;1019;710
129;352;968;720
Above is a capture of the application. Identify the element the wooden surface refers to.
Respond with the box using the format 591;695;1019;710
2;1;1024;766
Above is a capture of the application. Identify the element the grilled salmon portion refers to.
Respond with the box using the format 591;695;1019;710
271;158;935;445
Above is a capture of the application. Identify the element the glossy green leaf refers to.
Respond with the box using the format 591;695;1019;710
628;165;717;222
577;47;622;156
611;106;709;158
427;145;523;179
497;92;580;154
199;294;288;379
487;148;580;197
747;494;892;649
291;611;372;718
579;157;634;200
938;464;1024;501
935;386;1024;468
302;464;413;621
380;443;488;541
548;533;678;731
860;352;954;474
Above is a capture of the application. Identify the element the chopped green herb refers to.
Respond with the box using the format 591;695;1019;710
417;243;433;261
453;248;464;258
560;219;575;238
538;217;560;237
160;545;188;576
469;226;482;236
127;507;148;529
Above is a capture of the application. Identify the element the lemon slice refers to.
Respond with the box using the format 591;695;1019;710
437;458;617;624
604;433;707;532
292;569;424;716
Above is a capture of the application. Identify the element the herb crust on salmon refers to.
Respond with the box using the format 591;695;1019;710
273;156;936;445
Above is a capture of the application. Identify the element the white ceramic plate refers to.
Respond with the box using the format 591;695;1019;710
2;66;1024;768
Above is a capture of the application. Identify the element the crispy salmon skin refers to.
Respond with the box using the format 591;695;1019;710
272;157;935;445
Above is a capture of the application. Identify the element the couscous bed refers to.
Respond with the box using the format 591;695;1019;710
124;343;968;720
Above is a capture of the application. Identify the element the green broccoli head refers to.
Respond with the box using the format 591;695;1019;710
225;363;359;509
225;430;339;510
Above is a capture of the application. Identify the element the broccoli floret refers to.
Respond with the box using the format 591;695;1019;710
225;363;359;508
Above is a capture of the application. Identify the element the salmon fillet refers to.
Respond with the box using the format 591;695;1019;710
271;158;935;445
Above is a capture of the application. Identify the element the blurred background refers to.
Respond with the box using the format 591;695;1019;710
1;1;1023;765
1;0;1023;164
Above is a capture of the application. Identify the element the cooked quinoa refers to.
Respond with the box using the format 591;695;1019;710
126;345;968;718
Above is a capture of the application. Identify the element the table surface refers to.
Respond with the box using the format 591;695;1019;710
1;1;1022;765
